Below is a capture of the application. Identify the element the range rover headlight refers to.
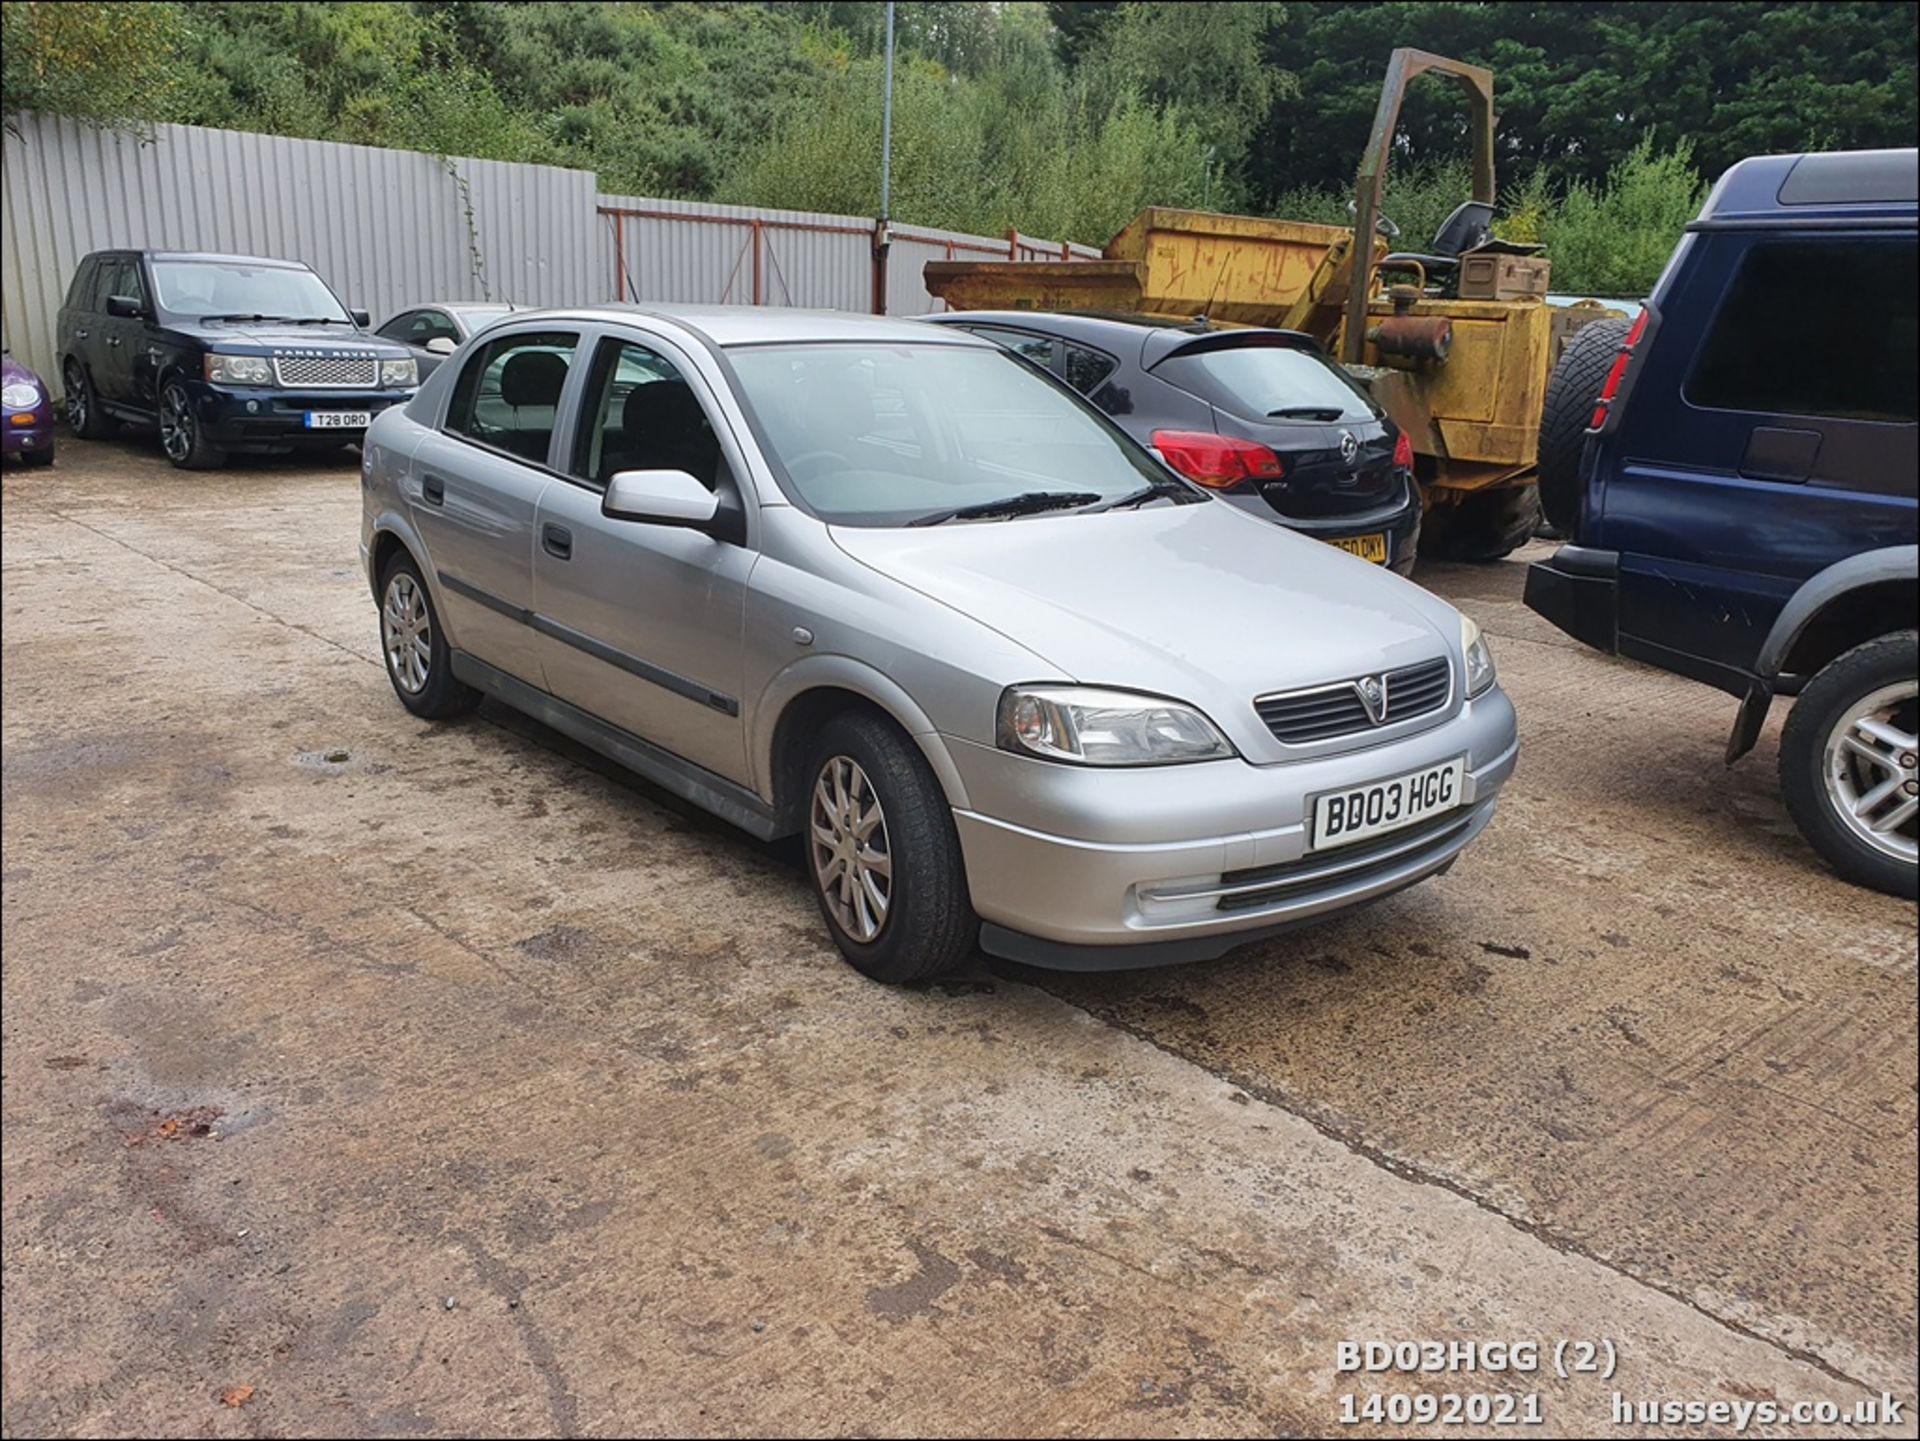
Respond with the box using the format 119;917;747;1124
997;685;1236;766
1461;614;1497;697
204;353;273;385
380;357;418;389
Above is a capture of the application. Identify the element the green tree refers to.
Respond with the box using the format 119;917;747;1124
1;0;189;128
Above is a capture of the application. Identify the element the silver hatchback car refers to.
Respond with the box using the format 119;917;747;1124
360;305;1518;983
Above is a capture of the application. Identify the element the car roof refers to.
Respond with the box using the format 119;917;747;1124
923;308;1322;369
478;303;985;348
126;251;315;269
1694;149;1917;227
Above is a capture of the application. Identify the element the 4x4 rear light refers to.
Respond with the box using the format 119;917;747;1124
1392;430;1414;470
1151;430;1284;488
1589;311;1650;430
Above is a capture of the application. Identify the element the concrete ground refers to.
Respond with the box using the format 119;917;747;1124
2;434;1914;1439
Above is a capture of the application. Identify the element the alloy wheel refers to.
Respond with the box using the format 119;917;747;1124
382;572;432;695
66;368;88;431
809;755;893;943
159;386;192;463
1823;680;1919;865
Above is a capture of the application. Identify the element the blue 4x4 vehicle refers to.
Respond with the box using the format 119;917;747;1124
58;250;418;469
1527;149;1917;897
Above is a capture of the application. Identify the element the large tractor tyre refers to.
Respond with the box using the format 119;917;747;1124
1419;486;1542;564
1537;317;1631;535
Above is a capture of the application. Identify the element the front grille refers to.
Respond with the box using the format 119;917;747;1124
1213;807;1475;912
1255;655;1452;744
274;354;377;388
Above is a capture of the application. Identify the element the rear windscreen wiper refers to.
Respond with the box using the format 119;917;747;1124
1267;405;1347;421
908;490;1102;526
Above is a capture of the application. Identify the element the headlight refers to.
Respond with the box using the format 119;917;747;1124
204;354;273;385
997;685;1236;766
1461;614;1497;697
2;382;42;408
380;357;418;389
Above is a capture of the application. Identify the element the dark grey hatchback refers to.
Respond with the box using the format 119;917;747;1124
925;310;1421;574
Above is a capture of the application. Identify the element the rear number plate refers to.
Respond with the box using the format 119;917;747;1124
305;411;371;429
1329;532;1388;564
1312;756;1466;851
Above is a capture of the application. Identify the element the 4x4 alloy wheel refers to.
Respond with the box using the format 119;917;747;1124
63;362;113;440
158;380;228;470
1780;630;1919;898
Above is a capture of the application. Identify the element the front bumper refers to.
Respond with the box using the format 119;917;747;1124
187;381;413;450
4;404;54;454
951;685;1518;968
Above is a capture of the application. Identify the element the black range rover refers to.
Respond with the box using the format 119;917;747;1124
57;250;419;468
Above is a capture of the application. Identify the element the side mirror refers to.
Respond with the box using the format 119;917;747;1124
106;294;145;319
425;337;458;356
350;308;371;328
603;469;719;530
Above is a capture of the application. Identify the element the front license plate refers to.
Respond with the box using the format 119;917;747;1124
1329;532;1389;564
1311;756;1467;852
305;411;371;429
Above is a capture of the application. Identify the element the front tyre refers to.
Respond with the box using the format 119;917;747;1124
804;711;978;984
158;380;228;470
1778;630;1918;898
379;550;481;720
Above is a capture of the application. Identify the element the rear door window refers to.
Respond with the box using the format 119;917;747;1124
1685;239;1917;423
1154;343;1381;423
446;330;579;465
65;259;99;311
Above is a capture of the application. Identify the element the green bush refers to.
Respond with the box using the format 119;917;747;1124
1536;136;1707;297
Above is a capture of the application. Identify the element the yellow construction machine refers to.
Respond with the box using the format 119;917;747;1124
924;49;1626;561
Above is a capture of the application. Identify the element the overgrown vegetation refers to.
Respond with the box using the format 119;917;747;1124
3;1;1912;296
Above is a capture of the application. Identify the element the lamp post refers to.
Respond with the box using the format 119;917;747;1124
873;1;896;314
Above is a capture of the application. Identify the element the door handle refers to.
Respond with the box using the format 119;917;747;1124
542;523;573;561
74;329;89;340
421;474;445;506
106;336;122;347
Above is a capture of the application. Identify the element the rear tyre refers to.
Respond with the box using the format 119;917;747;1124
803;710;978;984
1419;486;1541;563
158;379;227;470
1537;316;1630;534
378;550;481;720
1778;631;1918;898
63;362;114;440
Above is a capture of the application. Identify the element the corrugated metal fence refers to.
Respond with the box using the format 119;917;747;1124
2;112;1095;391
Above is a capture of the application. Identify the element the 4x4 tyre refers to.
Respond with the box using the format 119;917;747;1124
1537;317;1631;535
1779;630;1918;898
1419;486;1541;563
63;361;114;440
158;379;228;470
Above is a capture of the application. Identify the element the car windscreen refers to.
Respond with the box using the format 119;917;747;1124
1153;342;1381;423
725;342;1172;526
150;261;351;323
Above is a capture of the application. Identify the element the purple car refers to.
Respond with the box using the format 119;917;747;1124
3;351;55;466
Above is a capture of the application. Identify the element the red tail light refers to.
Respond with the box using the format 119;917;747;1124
1589;311;1650;430
1392;430;1414;470
1151;430;1284;488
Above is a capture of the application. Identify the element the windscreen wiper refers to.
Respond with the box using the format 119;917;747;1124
1085;479;1196;511
201;313;296;324
292;316;354;325
1267;405;1346;421
908;490;1102;527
